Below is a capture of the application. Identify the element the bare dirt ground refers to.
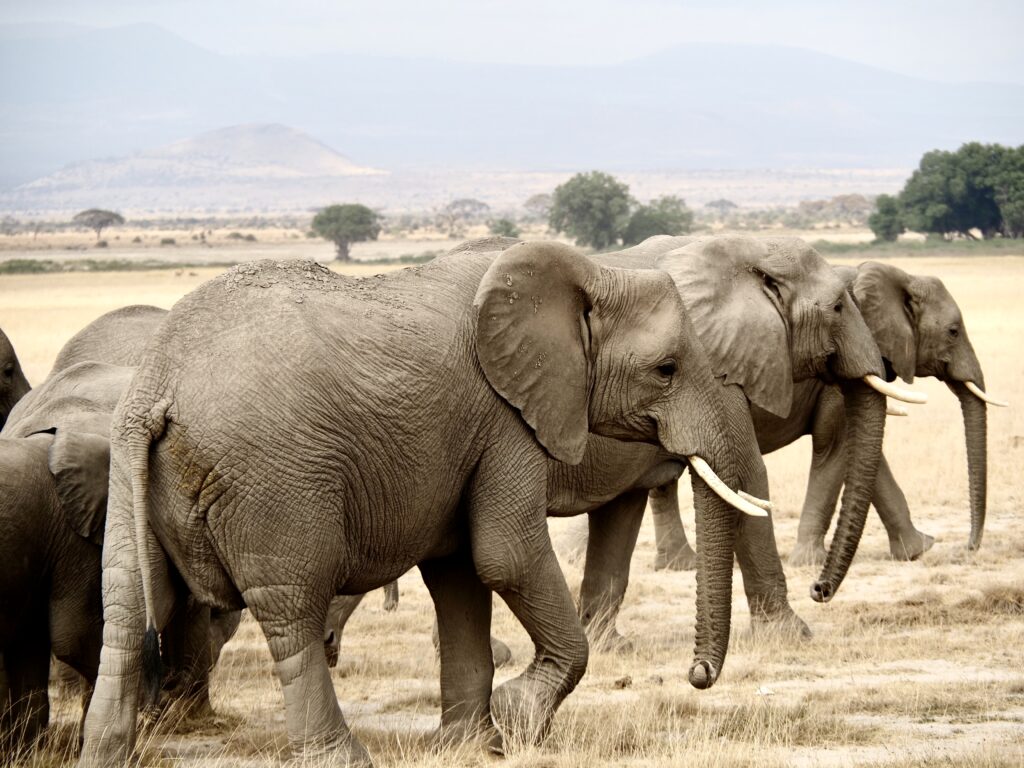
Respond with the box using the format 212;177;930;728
2;252;1022;767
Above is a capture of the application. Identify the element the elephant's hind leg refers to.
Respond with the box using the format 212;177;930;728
578;489;648;652
873;457;935;560
241;560;370;767
419;551;502;753
650;481;697;571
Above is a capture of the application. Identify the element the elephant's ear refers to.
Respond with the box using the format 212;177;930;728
47;429;111;544
475;241;600;465
853;261;917;383
660;237;793;418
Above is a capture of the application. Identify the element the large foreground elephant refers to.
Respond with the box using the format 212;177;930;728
0;326;31;429
79;242;756;767
787;261;1005;563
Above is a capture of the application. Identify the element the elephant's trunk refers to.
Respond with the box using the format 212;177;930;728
811;379;885;602
949;381;987;551
688;469;737;689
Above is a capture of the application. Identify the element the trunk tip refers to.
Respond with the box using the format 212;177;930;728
688;659;718;689
810;580;835;604
967;535;983;552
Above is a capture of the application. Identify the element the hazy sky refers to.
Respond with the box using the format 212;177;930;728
3;0;1023;83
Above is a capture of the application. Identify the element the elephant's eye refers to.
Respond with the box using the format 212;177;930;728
760;271;783;304
948;326;960;338
1;365;12;379
656;360;677;379
834;300;843;313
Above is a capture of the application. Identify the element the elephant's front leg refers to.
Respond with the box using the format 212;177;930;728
419;552;502;753
790;388;846;567
735;510;811;639
873;457;935;560
470;451;588;748
650;480;697;570
577;489;648;651
0;612;51;754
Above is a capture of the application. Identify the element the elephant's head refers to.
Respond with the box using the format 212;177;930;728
0;327;31;430
475;241;738;469
853;261;1004;550
659;237;920;604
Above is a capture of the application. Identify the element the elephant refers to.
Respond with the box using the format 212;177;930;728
0;326;31;429
0;362;130;755
783;261;1005;564
79;241;758;767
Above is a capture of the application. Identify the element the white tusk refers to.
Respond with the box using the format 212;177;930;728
688;456;768;518
863;374;928;404
886;402;909;417
965;381;1009;407
739;490;774;512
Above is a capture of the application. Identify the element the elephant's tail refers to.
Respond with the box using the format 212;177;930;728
126;398;170;708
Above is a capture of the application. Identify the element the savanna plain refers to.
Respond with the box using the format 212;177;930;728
1;243;1023;768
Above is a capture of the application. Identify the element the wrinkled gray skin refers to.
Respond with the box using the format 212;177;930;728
0;362;128;755
0;327;31;430
787;262;992;564
79;241;746;767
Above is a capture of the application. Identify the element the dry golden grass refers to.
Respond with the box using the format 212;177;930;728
1;252;1022;767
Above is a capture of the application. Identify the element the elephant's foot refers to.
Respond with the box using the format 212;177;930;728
750;609;813;642
432;716;504;755
653;541;697;571
288;732;373;768
584;622;633;654
789;539;826;567
490;636;513;669
490;677;558;749
889;530;935;561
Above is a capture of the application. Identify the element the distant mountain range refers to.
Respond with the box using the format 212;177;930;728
1;22;1021;209
17;124;382;190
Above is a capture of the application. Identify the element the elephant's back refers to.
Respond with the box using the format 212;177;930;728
50;305;168;376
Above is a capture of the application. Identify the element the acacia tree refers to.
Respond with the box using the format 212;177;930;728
523;193;553;222
549;171;633;250
868;194;905;242
623;196;694;246
311;204;382;261
438;198;490;237
900;145;1004;239
73;209;125;241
